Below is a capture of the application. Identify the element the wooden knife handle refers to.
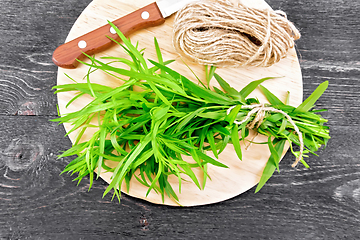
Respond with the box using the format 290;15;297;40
52;2;165;69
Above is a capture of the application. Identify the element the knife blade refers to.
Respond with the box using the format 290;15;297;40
52;0;197;69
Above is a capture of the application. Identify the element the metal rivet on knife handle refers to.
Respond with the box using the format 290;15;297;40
109;27;117;34
78;40;87;49
141;11;150;19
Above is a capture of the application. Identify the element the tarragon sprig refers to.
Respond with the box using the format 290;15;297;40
52;23;330;203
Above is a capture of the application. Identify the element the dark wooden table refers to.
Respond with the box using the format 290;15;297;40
1;0;359;239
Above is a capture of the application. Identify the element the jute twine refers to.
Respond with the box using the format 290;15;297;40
173;0;301;67
227;104;304;167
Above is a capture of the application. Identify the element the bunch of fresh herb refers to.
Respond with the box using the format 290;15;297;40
52;23;330;203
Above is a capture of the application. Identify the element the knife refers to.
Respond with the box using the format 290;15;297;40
52;0;197;69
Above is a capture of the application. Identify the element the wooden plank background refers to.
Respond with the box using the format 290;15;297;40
0;0;359;239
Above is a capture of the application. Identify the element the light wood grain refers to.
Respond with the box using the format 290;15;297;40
56;0;303;206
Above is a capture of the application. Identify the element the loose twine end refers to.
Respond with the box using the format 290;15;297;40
173;0;301;67
227;104;304;167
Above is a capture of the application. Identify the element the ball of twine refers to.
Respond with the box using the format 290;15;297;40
172;0;301;67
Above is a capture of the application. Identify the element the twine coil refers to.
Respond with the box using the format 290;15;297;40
227;104;304;167
173;0;301;67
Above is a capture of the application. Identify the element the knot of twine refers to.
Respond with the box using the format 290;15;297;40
227;104;303;167
173;0;301;67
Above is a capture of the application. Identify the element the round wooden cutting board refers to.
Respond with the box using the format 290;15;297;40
56;0;303;206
